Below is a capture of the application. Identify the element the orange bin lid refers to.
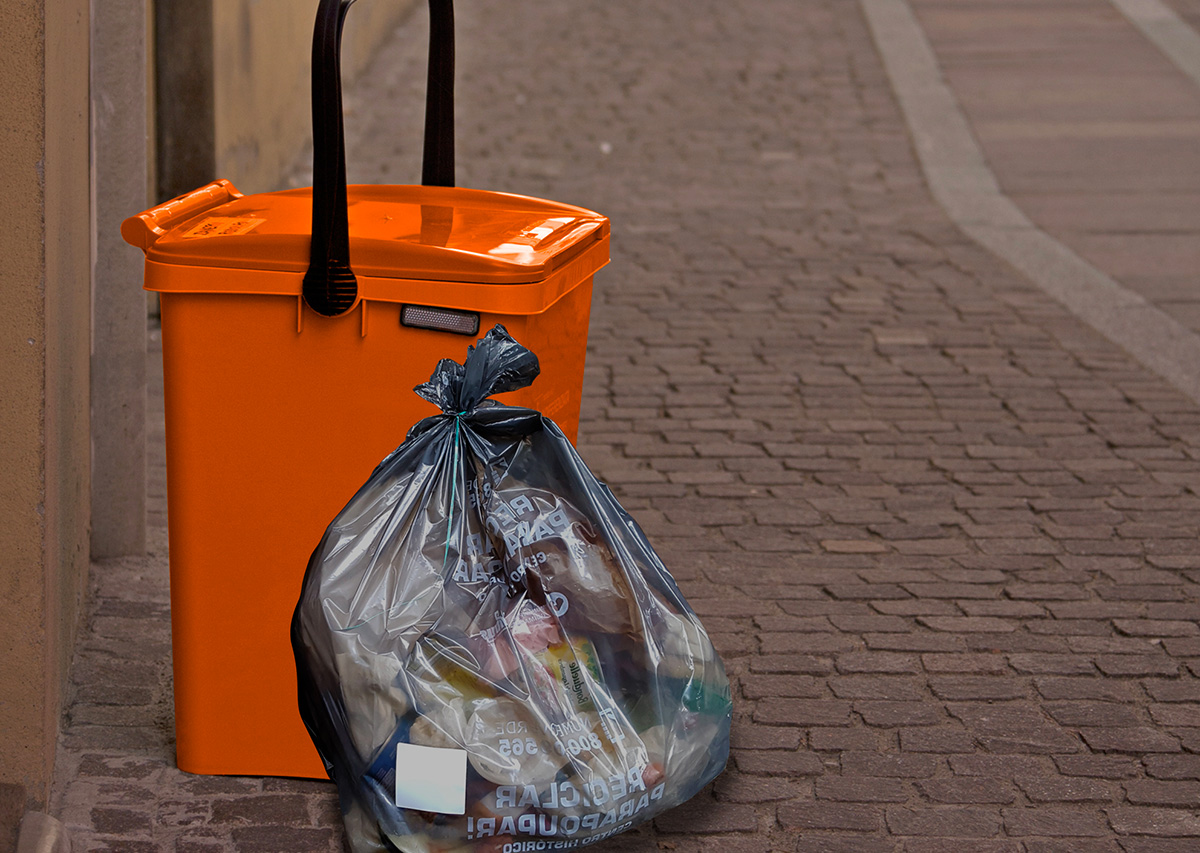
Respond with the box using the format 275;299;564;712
123;180;609;288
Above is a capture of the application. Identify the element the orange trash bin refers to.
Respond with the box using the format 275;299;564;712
122;0;607;778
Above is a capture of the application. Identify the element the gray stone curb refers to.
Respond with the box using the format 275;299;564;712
1110;0;1200;90
16;812;71;853
861;0;1200;407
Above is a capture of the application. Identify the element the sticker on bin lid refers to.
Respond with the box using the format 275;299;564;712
180;216;266;239
488;217;578;260
394;742;467;814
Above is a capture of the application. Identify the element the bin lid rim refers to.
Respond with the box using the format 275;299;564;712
129;183;610;284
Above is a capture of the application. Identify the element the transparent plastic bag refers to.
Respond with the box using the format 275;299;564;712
292;326;732;853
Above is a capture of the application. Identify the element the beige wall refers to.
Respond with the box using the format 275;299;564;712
213;0;416;194
0;0;93;820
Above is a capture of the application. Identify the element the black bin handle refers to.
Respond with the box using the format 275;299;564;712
304;0;455;317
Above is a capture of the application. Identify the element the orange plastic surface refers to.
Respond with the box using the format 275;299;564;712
125;180;607;778
125;181;609;284
121;179;245;250
160;286;594;777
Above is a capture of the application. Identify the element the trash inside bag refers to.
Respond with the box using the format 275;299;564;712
293;325;732;853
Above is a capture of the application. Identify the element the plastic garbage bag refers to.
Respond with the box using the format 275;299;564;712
292;325;732;853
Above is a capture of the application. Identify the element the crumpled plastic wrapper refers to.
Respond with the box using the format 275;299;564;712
293;326;732;853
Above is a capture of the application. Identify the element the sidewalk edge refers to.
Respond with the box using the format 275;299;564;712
1109;0;1200;90
861;0;1200;407
16;812;71;853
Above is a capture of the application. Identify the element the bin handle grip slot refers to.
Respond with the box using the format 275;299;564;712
120;180;245;250
304;0;455;317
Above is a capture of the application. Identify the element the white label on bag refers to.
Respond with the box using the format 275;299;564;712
394;743;467;814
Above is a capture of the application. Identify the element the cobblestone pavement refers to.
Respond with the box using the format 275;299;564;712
909;0;1200;334
52;0;1200;850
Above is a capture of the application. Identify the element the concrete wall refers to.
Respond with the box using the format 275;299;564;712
0;2;415;839
0;0;94;830
92;0;151;559
155;0;214;203
213;0;417;194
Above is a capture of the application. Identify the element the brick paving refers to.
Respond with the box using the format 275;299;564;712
51;0;1200;850
908;0;1200;334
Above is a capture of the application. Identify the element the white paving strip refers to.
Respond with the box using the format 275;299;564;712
1110;0;1200;89
860;0;1200;406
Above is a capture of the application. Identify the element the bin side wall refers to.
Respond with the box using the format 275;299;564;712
151;286;593;777
213;0;418;195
